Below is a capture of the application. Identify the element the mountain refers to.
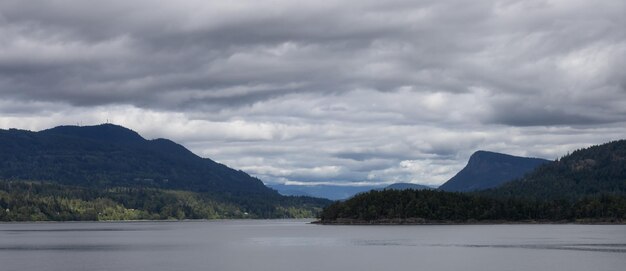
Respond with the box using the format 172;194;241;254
270;185;314;197
0;124;271;195
438;151;550;192
270;184;385;200
271;182;434;201
485;140;626;200
382;183;433;190
0;124;330;220
318;141;626;224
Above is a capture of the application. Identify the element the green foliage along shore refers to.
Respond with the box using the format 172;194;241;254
0;181;328;221
0;124;332;221
318;189;626;224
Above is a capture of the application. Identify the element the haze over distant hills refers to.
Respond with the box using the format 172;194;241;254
279;149;552;201
438;151;550;192
270;184;386;200
272;182;434;200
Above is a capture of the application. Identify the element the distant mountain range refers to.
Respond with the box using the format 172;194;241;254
271;182;434;200
438;151;550;192
0;124;330;220
270;184;385;200
279;148;553;201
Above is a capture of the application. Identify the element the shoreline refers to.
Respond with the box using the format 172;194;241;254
0;218;317;224
312;218;626;225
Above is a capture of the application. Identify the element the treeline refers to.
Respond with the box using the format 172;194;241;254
319;189;626;224
483;143;626;201
0;180;328;221
319;140;626;224
0;125;279;195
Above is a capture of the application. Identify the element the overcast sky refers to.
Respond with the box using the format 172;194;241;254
1;0;625;186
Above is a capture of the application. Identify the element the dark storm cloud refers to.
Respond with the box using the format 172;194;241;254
1;0;625;186
0;2;530;106
488;100;617;127
335;152;402;162
2;0;623;120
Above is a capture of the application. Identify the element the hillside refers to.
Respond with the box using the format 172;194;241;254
0;124;330;220
0;124;272;195
439;151;550;192
317;189;626;224
485;140;626;200
318;140;626;224
0;180;328;221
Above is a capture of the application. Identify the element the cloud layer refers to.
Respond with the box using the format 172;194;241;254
1;0;625;186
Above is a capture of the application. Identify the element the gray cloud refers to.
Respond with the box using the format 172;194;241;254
1;0;625;186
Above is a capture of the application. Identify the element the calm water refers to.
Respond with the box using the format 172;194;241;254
1;220;625;271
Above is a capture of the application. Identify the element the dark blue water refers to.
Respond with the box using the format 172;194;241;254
1;220;624;271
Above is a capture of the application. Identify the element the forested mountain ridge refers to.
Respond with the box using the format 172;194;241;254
484;140;626;200
0;124;272;195
439;151;550;192
0;124;331;220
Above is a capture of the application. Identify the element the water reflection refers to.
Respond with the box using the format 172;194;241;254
448;243;626;253
0;221;625;271
353;239;626;253
249;237;342;247
0;228;145;232
250;237;626;253
0;244;129;251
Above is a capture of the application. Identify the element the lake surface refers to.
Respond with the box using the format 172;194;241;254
1;220;625;271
